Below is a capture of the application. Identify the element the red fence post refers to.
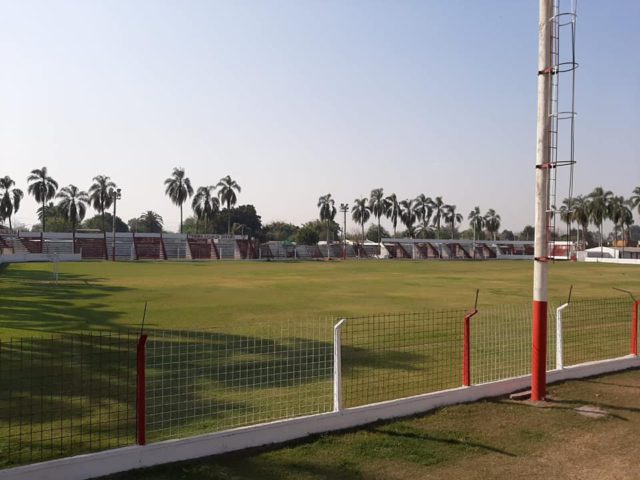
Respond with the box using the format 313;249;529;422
136;334;148;445
632;301;639;356
463;309;478;387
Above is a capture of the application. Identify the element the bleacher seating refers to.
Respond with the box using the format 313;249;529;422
75;238;107;259
134;237;164;260
187;238;213;259
163;236;187;260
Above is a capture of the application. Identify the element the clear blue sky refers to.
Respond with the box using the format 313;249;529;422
1;0;638;233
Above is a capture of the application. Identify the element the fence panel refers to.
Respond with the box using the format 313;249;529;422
471;303;556;384
341;311;465;408
562;298;632;366
0;332;137;468
145;319;334;441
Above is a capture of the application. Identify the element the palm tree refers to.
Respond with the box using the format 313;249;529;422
88;175;116;232
620;206;634;248
431;196;446;239
444;204;463;239
317;193;336;257
56;185;89;233
192;186;219;233
217;175;242;234
572;195;590;248
399;199;417;238
558;197;574;242
484;209;501;240
467;206;485;243
384;193;400;236
608;196;626;245
164;168;193;234
351;197;370;243
138;211;164;233
629;186;640;216
369;188;388;244
414;194;433;239
588;186;613;251
27;167;58;232
0;176;24;232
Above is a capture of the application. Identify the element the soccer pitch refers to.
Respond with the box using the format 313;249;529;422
1;260;639;338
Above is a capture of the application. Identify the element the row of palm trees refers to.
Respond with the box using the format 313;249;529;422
558;186;640;247
154;168;242;234
0;168;117;233
0;168;242;234
318;189;503;243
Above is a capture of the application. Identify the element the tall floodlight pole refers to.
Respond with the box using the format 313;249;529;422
340;203;349;260
112;188;122;262
532;0;553;401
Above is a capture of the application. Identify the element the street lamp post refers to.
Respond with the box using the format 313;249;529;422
339;203;349;260
112;188;122;261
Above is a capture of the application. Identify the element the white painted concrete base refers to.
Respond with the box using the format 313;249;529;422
2;355;638;480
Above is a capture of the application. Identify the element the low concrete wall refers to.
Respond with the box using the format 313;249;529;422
2;355;638;480
583;257;640;265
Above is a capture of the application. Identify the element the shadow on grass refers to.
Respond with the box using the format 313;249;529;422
0;267;130;334
366;426;516;457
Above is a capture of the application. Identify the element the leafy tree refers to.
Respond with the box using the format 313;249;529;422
192;186;219;233
31;203;69;232
217;175;242;234
82;213;128;232
366;223;390;243
384;193;400;236
56;185;89;233
0;176;24;232
132;211;164;233
430;196;446;239
484;209;501;240
27;167;58;232
165;168;194;234
414;194;433;239
519;225;535;241
264;221;299;242
88;175;116;232
317;194;337;255
444;204;463;239
500;229;515;241
369;188;388;244
351;197;371;243
294;223;321;245
210;204;263;239
399;199;417;238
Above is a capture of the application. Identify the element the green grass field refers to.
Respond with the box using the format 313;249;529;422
1;260;639;338
1;259;638;468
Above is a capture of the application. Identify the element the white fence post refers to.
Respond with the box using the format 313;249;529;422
333;319;347;412
556;303;569;370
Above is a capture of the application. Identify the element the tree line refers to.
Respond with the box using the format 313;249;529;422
1;168;638;248
0;167;242;235
317;189;503;244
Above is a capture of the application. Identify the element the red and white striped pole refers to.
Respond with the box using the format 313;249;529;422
532;0;553;402
136;334;148;445
632;301;639;356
